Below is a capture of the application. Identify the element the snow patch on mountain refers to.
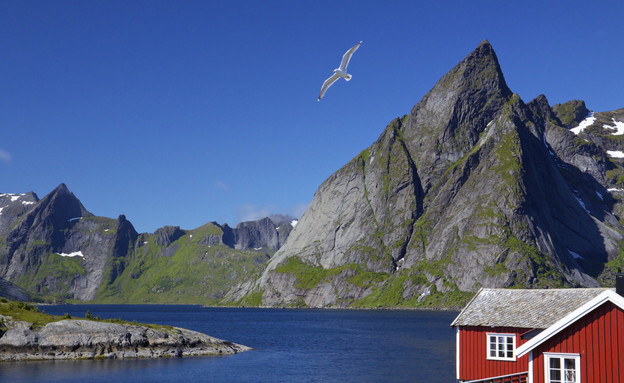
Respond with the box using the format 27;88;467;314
0;193;25;202
570;113;595;134
607;150;624;158
603;118;624;135
58;251;85;258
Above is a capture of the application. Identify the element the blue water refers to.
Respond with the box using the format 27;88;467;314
0;305;458;382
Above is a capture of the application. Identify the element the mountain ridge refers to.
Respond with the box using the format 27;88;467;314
224;40;624;309
3;41;624;309
0;184;295;303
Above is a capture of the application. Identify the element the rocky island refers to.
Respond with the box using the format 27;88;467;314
0;300;249;361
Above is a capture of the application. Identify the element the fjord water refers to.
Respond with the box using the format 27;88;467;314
1;305;457;382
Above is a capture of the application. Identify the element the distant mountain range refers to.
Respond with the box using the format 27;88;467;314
224;40;624;309
0;185;296;303
3;40;624;309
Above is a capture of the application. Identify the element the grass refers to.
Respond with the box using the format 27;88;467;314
235;289;264;307
92;224;271;304
551;100;587;127
274;257;393;292
354;273;410;308
0;299;61;329
274;257;344;290
0;298;177;334
15;252;87;299
273;256;475;309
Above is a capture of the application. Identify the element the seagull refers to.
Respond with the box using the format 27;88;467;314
318;41;362;101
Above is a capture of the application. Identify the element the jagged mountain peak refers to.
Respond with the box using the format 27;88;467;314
52;183;70;193
527;94;554;119
1;184;94;255
426;39;511;104
37;184;92;223
400;40;513;193
224;41;624;309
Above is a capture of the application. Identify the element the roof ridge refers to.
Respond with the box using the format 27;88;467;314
482;287;612;292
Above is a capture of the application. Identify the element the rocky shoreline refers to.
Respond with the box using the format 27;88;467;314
0;315;250;361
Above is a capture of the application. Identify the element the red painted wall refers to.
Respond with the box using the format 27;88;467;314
531;302;624;383
459;326;530;381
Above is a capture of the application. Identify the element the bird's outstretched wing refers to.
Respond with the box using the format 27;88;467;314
318;72;341;101
339;41;362;71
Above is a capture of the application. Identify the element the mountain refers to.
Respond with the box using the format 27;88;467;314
0;184;143;301
224;40;624;309
0;185;294;303
227;216;296;251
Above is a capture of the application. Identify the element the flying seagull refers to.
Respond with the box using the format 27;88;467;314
318;41;362;101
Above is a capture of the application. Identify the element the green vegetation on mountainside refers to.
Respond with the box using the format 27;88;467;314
93;223;270;304
14;252;86;300
273;257;473;309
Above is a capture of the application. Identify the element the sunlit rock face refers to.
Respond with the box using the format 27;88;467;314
226;41;624;308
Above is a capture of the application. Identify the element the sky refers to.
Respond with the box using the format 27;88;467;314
1;1;623;234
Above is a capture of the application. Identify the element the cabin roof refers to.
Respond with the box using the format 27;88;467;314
450;287;613;328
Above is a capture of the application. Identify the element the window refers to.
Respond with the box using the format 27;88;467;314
544;353;580;383
486;333;516;361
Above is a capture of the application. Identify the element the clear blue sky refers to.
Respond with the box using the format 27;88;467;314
2;1;623;233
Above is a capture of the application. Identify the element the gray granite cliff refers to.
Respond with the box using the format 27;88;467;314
225;41;624;308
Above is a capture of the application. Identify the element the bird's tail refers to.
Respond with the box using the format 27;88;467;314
344;74;352;81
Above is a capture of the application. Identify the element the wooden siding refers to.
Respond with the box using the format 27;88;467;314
531;301;624;383
459;326;530;381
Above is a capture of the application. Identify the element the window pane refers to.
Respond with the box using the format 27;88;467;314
550;357;561;369
550;369;561;382
498;336;504;343
490;336;496;343
564;370;576;383
564;358;576;369
507;343;514;351
498;350;504;357
490;350;496;357
506;350;513;358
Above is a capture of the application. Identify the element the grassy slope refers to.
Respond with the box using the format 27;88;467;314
93;223;270;305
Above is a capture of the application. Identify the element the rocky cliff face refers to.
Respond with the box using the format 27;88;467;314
230;216;295;251
225;41;624;308
0;184;293;303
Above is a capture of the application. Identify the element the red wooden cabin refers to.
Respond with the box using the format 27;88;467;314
451;286;624;383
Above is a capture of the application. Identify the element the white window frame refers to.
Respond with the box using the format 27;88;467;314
543;353;581;383
486;333;516;361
